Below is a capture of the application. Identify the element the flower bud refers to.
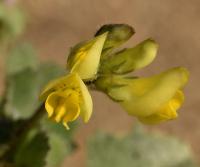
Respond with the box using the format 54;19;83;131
95;24;135;51
100;39;158;74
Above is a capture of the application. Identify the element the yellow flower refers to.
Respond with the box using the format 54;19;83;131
66;33;108;80
40;73;92;129
95;67;189;124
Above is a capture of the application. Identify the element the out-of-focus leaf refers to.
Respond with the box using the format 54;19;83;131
41;119;77;167
6;43;38;75
4;43;65;119
87;126;197;167
5;63;64;119
14;131;49;167
0;2;25;43
4;43;39;119
45;134;70;167
5;69;40;119
37;63;65;89
42;118;77;140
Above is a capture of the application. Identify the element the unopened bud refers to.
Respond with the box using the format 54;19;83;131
95;24;135;50
100;39;158;74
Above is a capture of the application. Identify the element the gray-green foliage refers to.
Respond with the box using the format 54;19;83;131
5;43;65;119
12;120;77;167
0;2;25;43
42;120;77;167
5;69;40;119
6;43;38;75
87;126;197;167
14;131;49;167
0;43;77;167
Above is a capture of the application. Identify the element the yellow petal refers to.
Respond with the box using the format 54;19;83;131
45;92;60;117
108;67;189;117
138;101;178;124
67;33;108;80
54;102;66;123
75;74;93;122
138;110;177;124
170;90;184;110
53;91;79;123
62;103;80;129
45;89;80;128
40;73;81;101
138;90;184;124
41;72;93;123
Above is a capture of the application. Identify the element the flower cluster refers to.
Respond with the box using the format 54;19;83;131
40;24;189;129
40;33;107;129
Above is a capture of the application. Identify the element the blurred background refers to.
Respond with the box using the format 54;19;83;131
0;0;199;166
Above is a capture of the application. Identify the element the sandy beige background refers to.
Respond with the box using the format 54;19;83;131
1;0;200;166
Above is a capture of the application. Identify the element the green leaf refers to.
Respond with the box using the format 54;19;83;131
0;2;25;43
6;43;38;76
41;119;77;167
14;131;49;167
37;63;65;89
4;45;64;119
45;134;70;167
4;43;40;119
5;69;40;119
87;126;198;167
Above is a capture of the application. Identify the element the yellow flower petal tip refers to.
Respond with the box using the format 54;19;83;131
176;67;189;85
40;73;93;129
63;122;70;130
138;90;184;124
67;32;108;80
